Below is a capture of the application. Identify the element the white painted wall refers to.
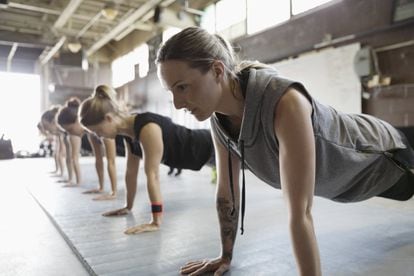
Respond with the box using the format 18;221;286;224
271;43;362;113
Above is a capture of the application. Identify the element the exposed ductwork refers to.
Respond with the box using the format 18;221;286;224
86;0;164;57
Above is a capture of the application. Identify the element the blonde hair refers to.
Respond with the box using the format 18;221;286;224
156;26;271;82
57;97;81;125
41;105;61;123
79;85;127;126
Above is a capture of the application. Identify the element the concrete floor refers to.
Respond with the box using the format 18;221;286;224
1;157;414;275
0;158;89;276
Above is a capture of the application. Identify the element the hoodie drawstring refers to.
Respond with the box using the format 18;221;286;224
227;138;246;235
240;140;246;235
227;138;236;216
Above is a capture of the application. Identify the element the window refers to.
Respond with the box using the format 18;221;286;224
200;4;216;33
200;0;337;37
162;27;182;43
247;0;290;35
216;0;246;34
112;44;149;87
292;0;335;15
135;43;149;78
112;52;137;88
0;72;41;152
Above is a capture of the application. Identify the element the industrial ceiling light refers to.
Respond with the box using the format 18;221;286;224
67;39;82;53
102;2;118;20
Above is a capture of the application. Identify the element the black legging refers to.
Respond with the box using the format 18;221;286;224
377;126;414;201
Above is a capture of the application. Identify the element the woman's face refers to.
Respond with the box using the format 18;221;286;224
157;60;222;121
84;115;117;139
60;120;84;137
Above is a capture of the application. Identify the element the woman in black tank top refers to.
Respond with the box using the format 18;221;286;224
79;85;215;235
57;97;142;201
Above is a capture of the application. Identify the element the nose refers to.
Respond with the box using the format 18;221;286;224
173;93;186;109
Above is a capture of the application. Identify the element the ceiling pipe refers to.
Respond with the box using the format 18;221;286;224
76;11;102;39
86;0;164;57
54;0;83;29
7;1;114;23
8;2;60;15
113;0;177;43
6;42;18;72
0;40;47;48
40;36;66;65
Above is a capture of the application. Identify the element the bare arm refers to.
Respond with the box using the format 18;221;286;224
138;123;163;222
103;138;117;196
215;133;241;263
70;135;82;185
62;134;73;183
52;135;60;173
123;123;163;234
88;134;104;191
102;139;140;215
180;130;241;276
124;139;140;209
274;88;321;276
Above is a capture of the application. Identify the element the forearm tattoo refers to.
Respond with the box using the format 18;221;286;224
217;197;239;261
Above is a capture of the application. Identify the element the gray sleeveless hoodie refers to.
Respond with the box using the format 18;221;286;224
211;67;407;204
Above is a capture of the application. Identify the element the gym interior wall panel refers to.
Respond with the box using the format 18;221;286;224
363;84;414;127
377;45;414;84
0;58;6;71
234;0;412;64
272;43;361;113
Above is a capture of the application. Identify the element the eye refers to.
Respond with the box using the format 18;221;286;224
176;84;188;92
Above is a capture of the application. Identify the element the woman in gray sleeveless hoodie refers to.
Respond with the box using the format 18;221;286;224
156;26;414;276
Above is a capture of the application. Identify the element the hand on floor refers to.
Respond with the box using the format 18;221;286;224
82;188;103;194
62;182;78;188
102;207;130;217
93;193;117;201
180;257;230;276
124;223;160;234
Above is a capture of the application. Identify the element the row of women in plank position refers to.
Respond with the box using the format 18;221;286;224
39;27;414;275
39;86;215;234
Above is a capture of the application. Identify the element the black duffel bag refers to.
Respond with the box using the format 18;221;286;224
0;134;14;160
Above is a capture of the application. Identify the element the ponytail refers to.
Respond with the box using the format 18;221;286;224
66;97;80;108
58;97;81;125
79;84;126;127
41;105;61;123
93;85;117;101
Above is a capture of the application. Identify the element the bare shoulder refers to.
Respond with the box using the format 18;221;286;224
275;88;312;122
278;87;312;112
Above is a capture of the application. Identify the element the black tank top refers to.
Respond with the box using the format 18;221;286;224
115;135;142;157
81;133;142;157
133;112;213;170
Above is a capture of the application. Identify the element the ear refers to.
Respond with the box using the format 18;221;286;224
104;113;113;123
211;60;225;81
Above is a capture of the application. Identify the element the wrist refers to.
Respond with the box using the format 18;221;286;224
221;251;233;262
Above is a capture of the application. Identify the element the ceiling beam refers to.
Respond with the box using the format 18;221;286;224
54;0;84;29
86;0;164;57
